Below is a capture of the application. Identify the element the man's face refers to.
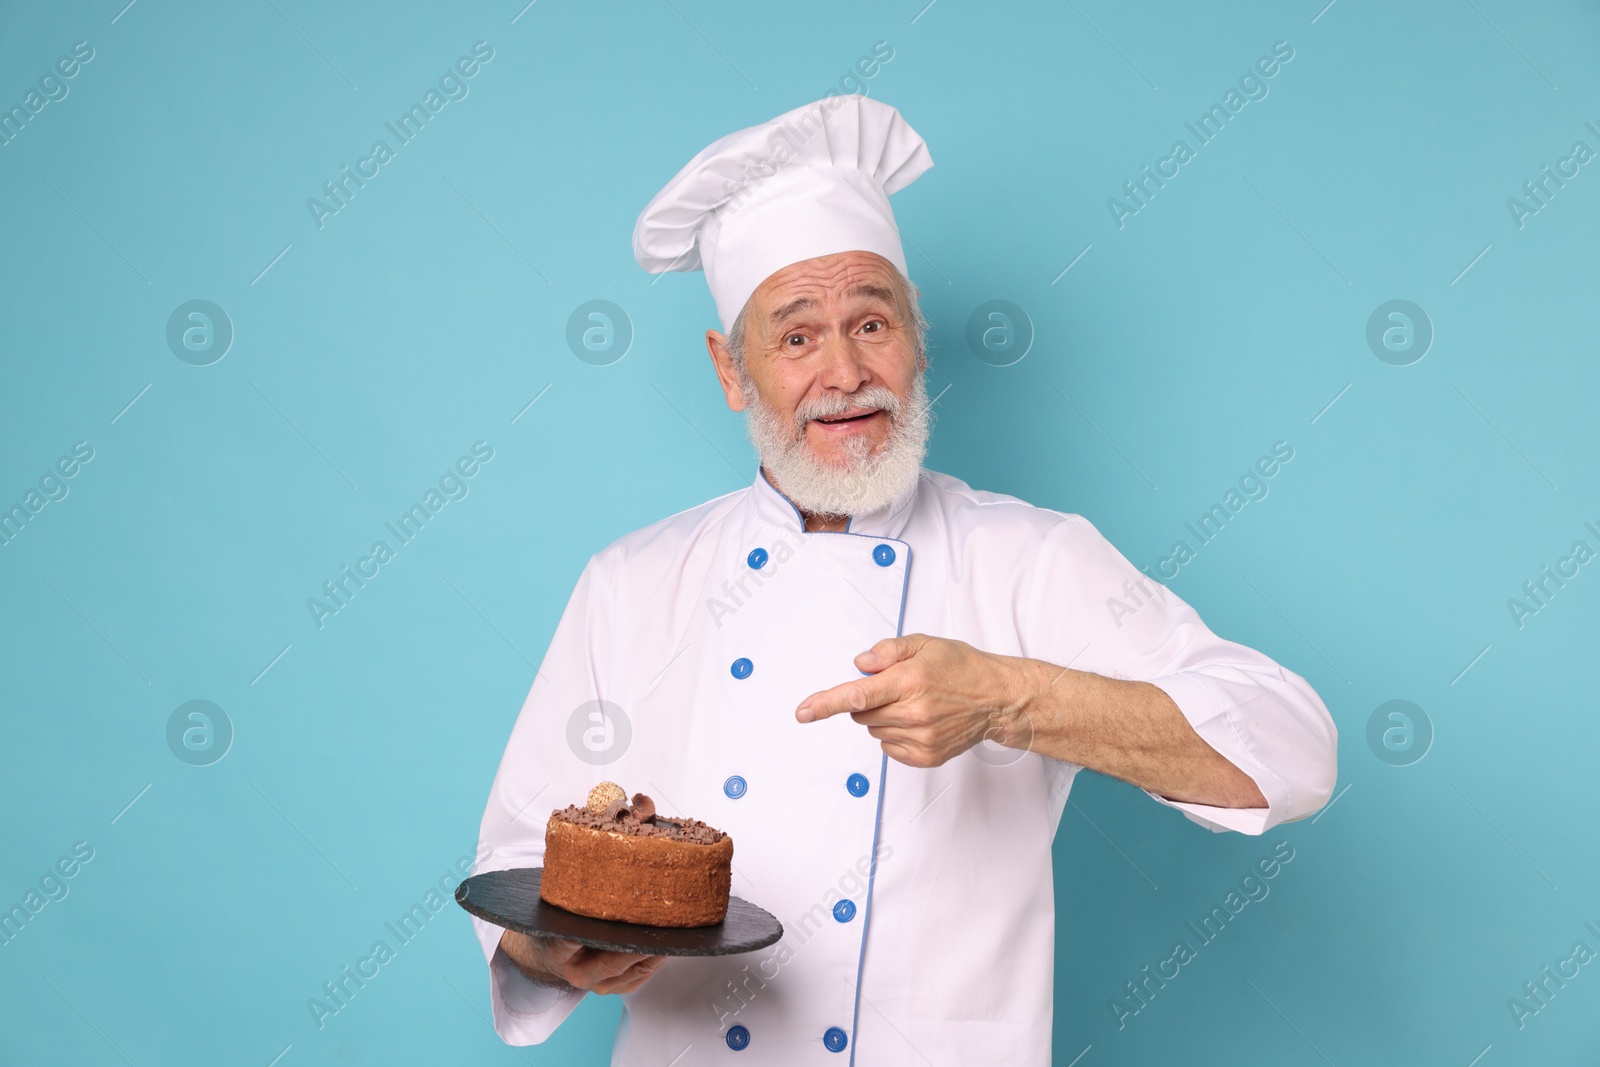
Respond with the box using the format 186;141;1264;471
709;250;925;470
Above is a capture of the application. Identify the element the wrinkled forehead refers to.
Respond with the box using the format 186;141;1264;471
750;251;903;323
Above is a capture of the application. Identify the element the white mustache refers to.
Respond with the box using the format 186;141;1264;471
792;385;902;433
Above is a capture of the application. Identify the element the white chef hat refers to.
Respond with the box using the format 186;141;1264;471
632;95;934;333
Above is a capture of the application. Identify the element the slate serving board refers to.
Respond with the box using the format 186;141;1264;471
455;868;783;956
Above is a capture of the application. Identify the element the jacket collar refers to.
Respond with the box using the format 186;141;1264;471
751;464;921;541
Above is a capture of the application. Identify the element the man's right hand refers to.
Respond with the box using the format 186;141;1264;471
498;928;666;995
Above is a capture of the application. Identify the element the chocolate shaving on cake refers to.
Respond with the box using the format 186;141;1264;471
552;793;725;844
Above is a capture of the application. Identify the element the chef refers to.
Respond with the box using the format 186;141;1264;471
468;95;1337;1066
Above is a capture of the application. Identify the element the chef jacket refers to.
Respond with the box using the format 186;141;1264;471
469;465;1337;1066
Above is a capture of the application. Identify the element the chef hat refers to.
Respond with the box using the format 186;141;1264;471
632;95;934;333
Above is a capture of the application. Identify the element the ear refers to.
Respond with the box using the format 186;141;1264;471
705;329;748;413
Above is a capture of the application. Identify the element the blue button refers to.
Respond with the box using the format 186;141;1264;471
846;773;870;797
725;1024;750;1050
832;899;856;923
872;543;895;567
724;775;747;799
823;1026;849;1052
747;547;768;570
730;657;753;679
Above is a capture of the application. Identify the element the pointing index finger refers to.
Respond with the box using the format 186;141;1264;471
797;669;901;723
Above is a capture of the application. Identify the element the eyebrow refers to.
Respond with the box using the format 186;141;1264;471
767;283;898;325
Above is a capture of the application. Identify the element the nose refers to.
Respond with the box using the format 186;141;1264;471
814;330;871;395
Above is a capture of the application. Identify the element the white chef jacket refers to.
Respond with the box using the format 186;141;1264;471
469;466;1337;1066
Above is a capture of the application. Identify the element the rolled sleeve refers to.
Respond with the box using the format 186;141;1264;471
468;909;586;1043
1027;515;1338;835
1143;667;1328;834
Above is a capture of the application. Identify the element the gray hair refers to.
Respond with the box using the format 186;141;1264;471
724;270;929;377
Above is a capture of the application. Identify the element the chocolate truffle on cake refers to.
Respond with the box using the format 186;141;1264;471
539;782;733;927
586;781;627;814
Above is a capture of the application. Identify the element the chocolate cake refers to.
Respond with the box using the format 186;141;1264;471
539;781;733;927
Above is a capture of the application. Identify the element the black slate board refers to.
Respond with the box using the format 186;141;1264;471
455;868;783;956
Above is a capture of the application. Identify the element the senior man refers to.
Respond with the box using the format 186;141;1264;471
468;96;1337;1065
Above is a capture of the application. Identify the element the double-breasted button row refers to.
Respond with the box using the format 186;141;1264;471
715;542;883;1057
744;542;895;568
723;773;871;800
722;1024;849;1053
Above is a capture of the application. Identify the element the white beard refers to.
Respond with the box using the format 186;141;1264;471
740;369;932;518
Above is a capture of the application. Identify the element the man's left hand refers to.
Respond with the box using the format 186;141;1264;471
795;634;1030;768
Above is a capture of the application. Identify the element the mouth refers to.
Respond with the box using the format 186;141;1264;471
812;408;883;428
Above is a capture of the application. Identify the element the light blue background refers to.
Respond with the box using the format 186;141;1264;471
3;1;1597;1063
